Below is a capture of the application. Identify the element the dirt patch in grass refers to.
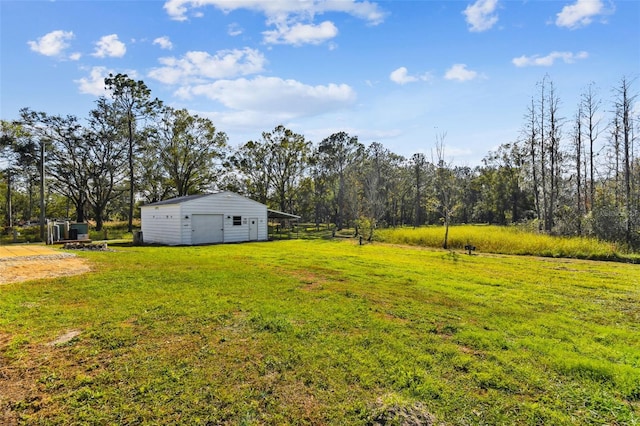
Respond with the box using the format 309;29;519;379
0;332;40;425
0;255;91;285
47;330;82;347
1;336;83;425
369;398;436;425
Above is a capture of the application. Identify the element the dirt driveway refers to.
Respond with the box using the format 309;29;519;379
0;245;91;285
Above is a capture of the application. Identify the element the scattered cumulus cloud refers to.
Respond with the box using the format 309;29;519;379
463;0;499;32
512;51;589;67
389;67;431;85
164;0;385;24
163;0;385;45
92;34;126;58
74;66;112;96
153;36;173;50
228;23;243;36
75;67;140;96
176;76;356;118
444;64;479;81
28;30;76;58
555;0;607;29
148;48;266;85
263;21;338;46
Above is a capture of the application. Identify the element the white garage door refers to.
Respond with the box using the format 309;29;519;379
191;214;224;244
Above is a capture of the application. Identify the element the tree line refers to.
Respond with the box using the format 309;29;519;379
1;73;638;248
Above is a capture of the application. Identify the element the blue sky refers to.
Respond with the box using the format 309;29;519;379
1;0;638;165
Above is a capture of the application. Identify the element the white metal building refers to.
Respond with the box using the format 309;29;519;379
140;192;269;245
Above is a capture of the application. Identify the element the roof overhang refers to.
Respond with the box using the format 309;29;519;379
267;209;301;220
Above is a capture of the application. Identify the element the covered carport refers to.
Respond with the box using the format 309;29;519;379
267;209;301;240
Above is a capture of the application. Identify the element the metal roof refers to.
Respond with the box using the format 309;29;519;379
143;194;300;220
143;193;213;207
267;209;301;220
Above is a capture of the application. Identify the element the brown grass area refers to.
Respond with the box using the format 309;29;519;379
0;257;91;285
0;335;61;425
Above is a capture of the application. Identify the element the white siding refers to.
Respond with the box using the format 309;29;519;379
141;191;268;246
183;192;267;243
141;204;183;245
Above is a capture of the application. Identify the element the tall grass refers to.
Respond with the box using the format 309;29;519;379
376;225;637;261
88;220;138;241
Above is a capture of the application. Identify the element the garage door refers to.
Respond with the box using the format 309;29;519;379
191;214;224;244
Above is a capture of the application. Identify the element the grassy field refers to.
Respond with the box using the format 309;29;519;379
376;225;639;262
1;239;639;425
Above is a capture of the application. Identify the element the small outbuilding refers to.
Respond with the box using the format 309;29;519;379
140;192;270;245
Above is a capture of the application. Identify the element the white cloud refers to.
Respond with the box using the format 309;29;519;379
263;21;338;46
92;34;126;58
164;0;385;24
163;0;384;45
75;66;139;96
556;0;605;29
389;67;431;85
74;66;111;96
153;36;173;50
633;101;640;117
178;76;356;118
148;48;266;85
512;51;589;67
444;64;479;81
27;30;75;57
228;23;243;36
463;0;499;32
69;52;82;61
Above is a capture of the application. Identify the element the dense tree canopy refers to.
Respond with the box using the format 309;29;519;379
1;75;638;248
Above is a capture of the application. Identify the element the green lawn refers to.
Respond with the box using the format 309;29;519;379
1;239;639;424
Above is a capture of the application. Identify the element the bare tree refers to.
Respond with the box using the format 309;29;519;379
530;76;564;232
538;77;548;231
581;82;602;212
431;132;457;249
609;109;622;207
572;105;584;234
546;79;563;232
523;97;541;223
614;76;637;246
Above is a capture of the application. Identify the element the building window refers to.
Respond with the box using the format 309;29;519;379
233;216;242;226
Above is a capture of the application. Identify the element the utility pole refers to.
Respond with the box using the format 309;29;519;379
6;169;11;228
39;139;45;241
